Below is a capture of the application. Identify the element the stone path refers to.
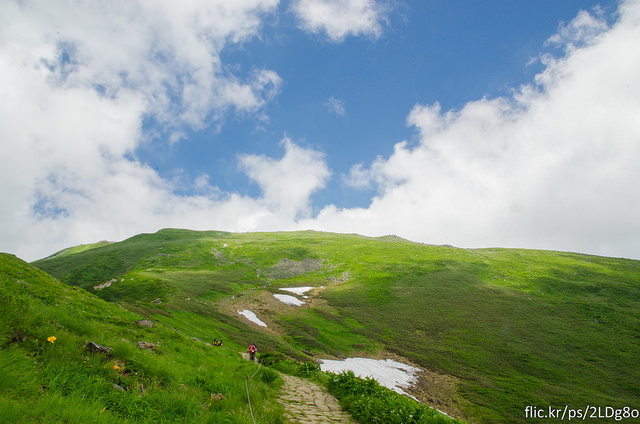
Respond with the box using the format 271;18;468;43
277;374;355;424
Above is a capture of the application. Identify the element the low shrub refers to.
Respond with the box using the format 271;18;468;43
327;371;463;424
297;361;320;378
257;352;286;367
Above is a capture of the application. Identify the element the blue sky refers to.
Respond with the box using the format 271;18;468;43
2;0;640;261
138;0;614;209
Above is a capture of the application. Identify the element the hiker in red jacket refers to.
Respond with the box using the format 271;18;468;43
248;342;257;361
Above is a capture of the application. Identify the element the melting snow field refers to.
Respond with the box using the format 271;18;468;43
237;310;267;327
319;358;421;397
273;294;305;306
280;286;313;296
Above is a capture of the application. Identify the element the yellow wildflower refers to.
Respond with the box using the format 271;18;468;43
100;407;106;413
47;336;56;343
113;364;121;370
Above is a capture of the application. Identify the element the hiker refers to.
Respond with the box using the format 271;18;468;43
248;342;257;361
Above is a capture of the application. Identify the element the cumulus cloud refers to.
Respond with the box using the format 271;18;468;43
308;3;640;259
3;0;640;263
239;137;331;220
0;0;283;260
291;0;388;42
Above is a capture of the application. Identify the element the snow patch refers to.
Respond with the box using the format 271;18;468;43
280;286;313;296
319;358;420;397
273;294;305;306
237;309;267;327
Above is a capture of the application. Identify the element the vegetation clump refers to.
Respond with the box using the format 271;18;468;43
326;370;462;424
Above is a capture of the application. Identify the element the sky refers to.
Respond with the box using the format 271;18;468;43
2;0;640;261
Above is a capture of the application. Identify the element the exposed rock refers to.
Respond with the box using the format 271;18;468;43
264;258;324;279
328;271;351;284
210;393;225;402
136;320;154;328
137;341;156;350
85;341;112;356
94;278;116;290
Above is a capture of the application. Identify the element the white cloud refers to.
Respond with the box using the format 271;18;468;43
308;2;640;259
3;0;640;263
0;0;283;260
216;69;282;115
239;137;331;220
546;8;608;49
291;0;388;42
326;96;346;116
343;163;372;189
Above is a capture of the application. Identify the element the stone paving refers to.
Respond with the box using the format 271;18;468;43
277;374;355;424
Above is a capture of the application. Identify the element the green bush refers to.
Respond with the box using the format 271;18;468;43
297;361;320;378
256;352;286;367
327;371;463;424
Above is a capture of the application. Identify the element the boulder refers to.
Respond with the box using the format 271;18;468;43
210;393;225;402
136;320;154;328
85;341;112;356
137;341;156;350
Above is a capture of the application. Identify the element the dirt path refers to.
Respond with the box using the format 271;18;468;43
277;374;355;424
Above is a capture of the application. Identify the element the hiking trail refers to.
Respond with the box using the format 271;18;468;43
277;373;355;424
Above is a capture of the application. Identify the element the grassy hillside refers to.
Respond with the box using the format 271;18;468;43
31;229;640;423
0;253;285;423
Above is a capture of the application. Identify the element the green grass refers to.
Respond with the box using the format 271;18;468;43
29;229;640;423
1;253;284;424
41;241;114;260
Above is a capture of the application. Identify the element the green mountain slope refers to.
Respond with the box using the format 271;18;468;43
0;252;284;423
40;241;114;260
30;229;640;423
